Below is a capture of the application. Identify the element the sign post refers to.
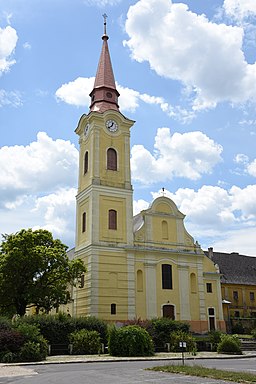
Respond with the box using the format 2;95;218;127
179;341;187;365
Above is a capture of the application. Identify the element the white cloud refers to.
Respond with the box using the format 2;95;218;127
124;0;256;110
131;128;222;183
23;42;31;50
133;199;149;215
234;153;249;164
0;89;23;107
0;132;78;206
55;77;94;107
247;159;256;177
224;0;256;21
84;0;121;6
0;25;18;74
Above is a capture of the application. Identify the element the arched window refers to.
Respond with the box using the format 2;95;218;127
82;212;86;232
162;264;172;289
84;151;88;174
111;303;116;315
137;270;143;292
190;273;197;293
108;209;117;230
162;220;168;239
107;148;117;171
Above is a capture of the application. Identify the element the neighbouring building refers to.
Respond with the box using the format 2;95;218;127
70;20;226;334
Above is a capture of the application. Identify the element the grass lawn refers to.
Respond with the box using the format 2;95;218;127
150;365;256;383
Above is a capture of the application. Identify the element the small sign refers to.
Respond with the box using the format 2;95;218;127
179;341;187;348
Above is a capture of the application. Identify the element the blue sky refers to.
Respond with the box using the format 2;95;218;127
1;0;256;255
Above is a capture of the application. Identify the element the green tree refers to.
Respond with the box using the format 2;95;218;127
0;229;86;316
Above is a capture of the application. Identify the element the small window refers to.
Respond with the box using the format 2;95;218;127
109;209;117;230
250;292;255;301
162;264;172;289
82;212;86;233
107;148;117;171
206;283;212;293
208;308;215;316
233;291;238;300
111;303;116;315
84;151;88;174
234;311;240;318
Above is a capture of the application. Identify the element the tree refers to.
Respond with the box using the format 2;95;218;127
0;229;86;316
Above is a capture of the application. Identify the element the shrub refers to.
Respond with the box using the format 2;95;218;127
0;317;12;331
208;330;223;352
0;329;25;355
69;329;101;355
251;329;256;339
231;321;245;335
19;341;45;362
108;325;154;357
149;318;190;351
169;330;197;353
217;334;242;355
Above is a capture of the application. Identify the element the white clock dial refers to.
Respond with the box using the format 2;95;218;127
106;119;118;132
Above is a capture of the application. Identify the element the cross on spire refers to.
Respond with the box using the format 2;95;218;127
103;13;108;36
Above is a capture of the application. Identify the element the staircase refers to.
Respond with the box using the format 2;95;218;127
240;339;256;351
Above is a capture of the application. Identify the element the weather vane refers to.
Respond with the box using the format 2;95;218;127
162;187;165;196
103;13;108;35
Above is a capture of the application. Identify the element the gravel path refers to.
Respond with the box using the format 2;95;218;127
0;365;37;377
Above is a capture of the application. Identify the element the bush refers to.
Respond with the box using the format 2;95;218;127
149;318;190;351
231;321;245;335
217;334;242;355
251;329;256;339
169;330;197;353
208;330;223;352
69;329;101;355
0;329;25;355
19;341;45;362
108;325;154;357
0;317;12;331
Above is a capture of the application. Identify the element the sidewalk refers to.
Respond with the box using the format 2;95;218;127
2;350;256;366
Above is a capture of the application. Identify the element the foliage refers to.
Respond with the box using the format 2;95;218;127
0;316;12;331
231;321;245;335
217;334;242;355
169;330;197;353
149;318;190;351
69;329;101;355
251;329;256;339
108;325;154;357
0;329;25;356
17;313;108;345
0;229;86;316
150;364;256;383
208;330;223;351
19;341;47;362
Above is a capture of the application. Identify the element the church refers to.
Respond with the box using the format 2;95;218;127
70;19;225;334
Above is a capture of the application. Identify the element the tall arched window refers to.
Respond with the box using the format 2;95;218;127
162;264;172;289
108;209;117;230
84;151;88;174
162;220;168;239
82;212;86;232
107;148;117;171
190;273;197;293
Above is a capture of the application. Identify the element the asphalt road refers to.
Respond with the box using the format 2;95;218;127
1;358;256;384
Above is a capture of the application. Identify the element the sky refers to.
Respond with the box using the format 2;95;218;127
1;0;256;255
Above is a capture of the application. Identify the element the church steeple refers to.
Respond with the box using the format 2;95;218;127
89;14;120;113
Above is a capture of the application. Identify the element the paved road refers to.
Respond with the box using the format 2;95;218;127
1;358;256;384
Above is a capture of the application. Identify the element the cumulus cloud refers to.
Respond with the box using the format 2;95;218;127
0;132;78;206
131;128;222;183
0;25;18;74
124;0;256;110
223;0;256;21
247;159;256;177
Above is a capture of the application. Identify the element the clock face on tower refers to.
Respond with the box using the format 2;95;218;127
106;119;118;132
84;123;90;137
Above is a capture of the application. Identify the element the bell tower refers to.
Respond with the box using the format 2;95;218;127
74;16;135;319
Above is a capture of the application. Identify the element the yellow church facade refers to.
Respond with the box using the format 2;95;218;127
72;21;225;334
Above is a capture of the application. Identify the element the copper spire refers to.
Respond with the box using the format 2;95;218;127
89;14;120;113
